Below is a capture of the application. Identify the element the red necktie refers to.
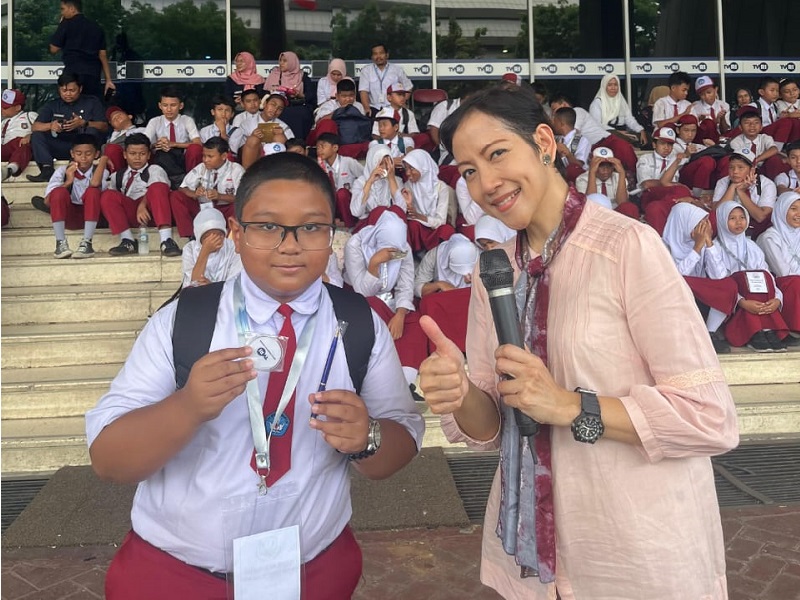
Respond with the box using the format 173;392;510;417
750;142;757;155
710;106;716;120
74;170;86;180
393;109;401;123
660;158;667;173
601;181;608;195
673;104;679;117
770;106;776;124
124;170;138;194
327;166;336;190
388;141;392;149
169;121;176;143
251;304;297;486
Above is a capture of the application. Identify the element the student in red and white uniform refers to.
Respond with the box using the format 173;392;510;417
100;133;179;257
756;191;800;343
575;147;639;219
370;83;432;152
673;114;718;192
454;175;486;241
103;106;147;174
1;89;36;181
368;107;415;170
777;78;800;117
756;77;800;148
712;148;777;240
315;132;364;228
308;79;366;149
239;93;294;169
169;137;244;239
652;71;693;129
181;207;242;288
229;89;262;154
725;105;786;181
199;95;237;144
775;142;800;195
350;145;405;230
691;76;730;144
552;107;590;183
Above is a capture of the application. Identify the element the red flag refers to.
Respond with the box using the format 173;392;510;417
291;0;317;9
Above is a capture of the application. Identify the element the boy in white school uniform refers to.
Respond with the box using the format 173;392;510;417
1;88;37;181
31;134;109;259
756;76;800;146
775;142;800;195
86;152;424;599
552;106;591;182
170;136;245;239
369;107;414;170
199;95;238;144
103;105;147;174
315;132;364;228
228;89;262;155
691;75;730;144
370;83;418;138
144;85;203;189
652;71;693;129
727;105;785;181
575;147;639;219
240;92;295;169
777;78;800;116
99;133;180;257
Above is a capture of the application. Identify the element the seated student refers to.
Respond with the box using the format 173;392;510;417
285;137;307;156
691;76;731;144
776;141;800;195
552;106;590;182
27;73;107;182
144;85;203;189
229;89;262;154
427;93;462;188
369;107;415;170
239;92;294;169
199;95;237;144
712;148;777;240
85;152;424;599
100;133;180;257
414;233;479;354
310;78;370;155
170;136;244;239
662;203;738;353
589;74;648;147
711;201;790;351
756;191;800;344
1;89;36;181
673;114;718;193
473;214;515;252
636;126;696;235
454;175;486;240
725;105;785;181
315;132;364;228
350;145;404;230
575;147;639;219
370;83;432;152
314;78;365;124
756;76;800;147
181;207;242;288
396;149;456;252
343;210;427;371
777;78;800;117
652;71;693;130
31;134;108;259
103;105;147;173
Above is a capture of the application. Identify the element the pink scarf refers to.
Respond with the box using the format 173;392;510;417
230;52;264;90
264;51;304;95
326;58;347;86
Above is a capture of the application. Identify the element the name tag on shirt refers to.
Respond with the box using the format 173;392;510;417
746;271;768;294
233;525;301;600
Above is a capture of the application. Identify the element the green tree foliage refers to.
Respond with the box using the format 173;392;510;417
437;17;487;59
632;0;660;57
515;0;580;59
331;1;430;59
6;0;60;61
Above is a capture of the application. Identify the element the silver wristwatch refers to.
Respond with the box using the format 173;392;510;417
348;418;382;461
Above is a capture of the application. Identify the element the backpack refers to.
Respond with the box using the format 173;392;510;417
115;165;151;190
171;281;375;395
332;105;372;145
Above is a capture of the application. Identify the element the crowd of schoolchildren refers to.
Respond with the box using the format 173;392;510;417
2;50;800;360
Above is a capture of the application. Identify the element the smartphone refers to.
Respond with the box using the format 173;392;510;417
256;123;277;142
53;113;66;124
104;88;116;103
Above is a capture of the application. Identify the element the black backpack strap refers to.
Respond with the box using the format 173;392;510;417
401;107;409;133
323;283;375;396
115;168;125;190
172;281;225;389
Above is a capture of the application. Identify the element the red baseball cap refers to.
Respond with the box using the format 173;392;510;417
676;114;699;127
386;83;410;95
736;103;760;119
105;105;126;122
2;89;26;109
501;73;522;86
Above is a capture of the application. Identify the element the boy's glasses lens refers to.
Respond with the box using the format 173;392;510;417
242;223;334;250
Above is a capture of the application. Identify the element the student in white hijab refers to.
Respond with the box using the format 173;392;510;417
474;214;516;251
756;191;800;342
350;144;404;224
712;201;789;351
589;74;647;146
181;207;242;288
413;233;478;297
397;149;455;251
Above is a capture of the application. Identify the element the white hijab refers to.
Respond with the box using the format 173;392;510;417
403;149;440;217
715;201;760;272
771;191;800;270
436;233;479;288
595;74;626;126
357;145;393;201
662;203;709;275
474;215;516;245
359;210;409;292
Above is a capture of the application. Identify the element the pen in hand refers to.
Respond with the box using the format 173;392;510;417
312;320;348;419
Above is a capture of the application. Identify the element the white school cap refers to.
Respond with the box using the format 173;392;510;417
592;147;615;162
732;147;755;166
653;127;677;143
263;142;286;156
193;207;227;242
695;76;715;93
374;107;399;122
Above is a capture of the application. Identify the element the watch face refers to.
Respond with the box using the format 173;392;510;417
572;416;604;444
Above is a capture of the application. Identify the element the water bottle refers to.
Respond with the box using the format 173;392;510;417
138;227;150;255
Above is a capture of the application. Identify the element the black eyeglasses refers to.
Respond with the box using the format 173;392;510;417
239;221;335;250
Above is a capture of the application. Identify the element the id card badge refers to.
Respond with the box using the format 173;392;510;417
233;526;300;600
244;333;288;371
746;271;768;294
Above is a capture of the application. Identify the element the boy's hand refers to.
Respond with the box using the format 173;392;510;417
206;188;219;201
136;202;151;225
387;311;405;340
556;142;570;156
308;390;370;454
65;162;78;181
588;155;602;172
19;135;31;146
610;157;625;173
181;347;257;423
156;137;170;152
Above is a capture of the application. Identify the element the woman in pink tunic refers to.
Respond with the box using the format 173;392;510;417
418;85;738;600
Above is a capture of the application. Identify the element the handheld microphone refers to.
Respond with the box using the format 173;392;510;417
479;248;540;437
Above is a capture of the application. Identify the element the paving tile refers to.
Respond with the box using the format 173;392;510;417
726;573;770;598
0;573;38;600
762;573;800;600
726;536;764;563
741;555;787;583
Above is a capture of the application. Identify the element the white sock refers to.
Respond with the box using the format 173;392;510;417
8;162;19;175
706;308;726;333
159;228;172;243
84;221;97;241
120;229;134;241
53;221;66;240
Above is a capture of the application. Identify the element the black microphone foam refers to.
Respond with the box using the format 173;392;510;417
479;249;540;437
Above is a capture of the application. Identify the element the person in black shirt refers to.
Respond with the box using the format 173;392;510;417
27;73;108;182
50;0;116;99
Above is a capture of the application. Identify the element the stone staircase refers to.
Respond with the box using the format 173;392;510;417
2;164;799;476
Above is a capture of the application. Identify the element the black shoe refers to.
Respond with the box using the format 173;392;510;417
109;238;138;255
764;331;787;352
31;196;50;214
784;334;800;347
26;167;55;183
160;238;182;257
746;331;773;353
711;333;731;354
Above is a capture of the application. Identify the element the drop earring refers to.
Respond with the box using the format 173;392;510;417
542;153;552;166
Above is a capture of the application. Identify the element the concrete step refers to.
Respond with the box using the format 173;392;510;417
1;282;178;325
2;181;49;212
1;416;89;474
719;348;800;386
734;383;800;441
1;364;123;419
4;197;60;229
1;254;182;287
0;227;188;256
1;320;145;369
